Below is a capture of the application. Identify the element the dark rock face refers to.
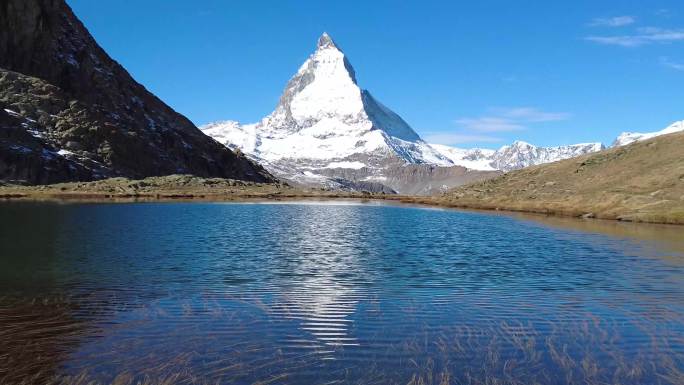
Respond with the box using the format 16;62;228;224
0;0;274;184
330;178;397;194
0;102;92;184
380;164;500;195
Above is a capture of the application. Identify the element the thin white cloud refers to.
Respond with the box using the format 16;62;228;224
501;75;519;83
586;27;684;47
654;9;671;17
454;117;525;132
640;27;684;41
423;133;503;145
454;107;570;133
493;107;571;122
432;107;570;145
585;36;643;47
661;57;684;71
589;16;636;27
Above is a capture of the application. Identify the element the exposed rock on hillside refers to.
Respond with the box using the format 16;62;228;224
0;0;273;184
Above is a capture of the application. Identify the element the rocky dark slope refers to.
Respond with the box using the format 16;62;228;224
0;0;273;184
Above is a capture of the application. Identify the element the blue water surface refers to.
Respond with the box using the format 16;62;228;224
0;201;682;384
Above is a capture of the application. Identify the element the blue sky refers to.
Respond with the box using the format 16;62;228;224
67;0;683;148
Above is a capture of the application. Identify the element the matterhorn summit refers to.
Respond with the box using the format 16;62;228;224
203;33;467;193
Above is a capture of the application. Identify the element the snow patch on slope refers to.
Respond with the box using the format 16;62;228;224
324;161;366;169
429;144;497;170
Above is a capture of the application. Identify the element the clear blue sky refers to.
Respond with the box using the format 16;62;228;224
67;0;683;148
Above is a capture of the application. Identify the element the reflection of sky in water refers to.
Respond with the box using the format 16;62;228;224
0;202;683;384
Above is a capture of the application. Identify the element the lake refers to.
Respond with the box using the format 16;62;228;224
0;201;683;384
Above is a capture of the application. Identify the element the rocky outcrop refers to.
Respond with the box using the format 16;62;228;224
380;164;500;195
315;163;500;195
0;0;274;184
0;100;92;184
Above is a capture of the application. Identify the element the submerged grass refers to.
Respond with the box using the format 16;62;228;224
1;295;682;385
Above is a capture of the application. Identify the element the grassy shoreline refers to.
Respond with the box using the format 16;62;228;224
1;174;682;225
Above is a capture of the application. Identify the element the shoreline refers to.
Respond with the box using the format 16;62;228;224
2;187;682;227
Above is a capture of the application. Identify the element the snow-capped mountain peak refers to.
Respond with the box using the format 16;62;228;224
203;33;451;173
500;141;534;152
613;120;684;147
277;33;361;127
511;140;533;147
317;32;338;50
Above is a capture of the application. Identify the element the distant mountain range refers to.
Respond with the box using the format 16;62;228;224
430;141;605;172
0;0;272;184
430;120;683;172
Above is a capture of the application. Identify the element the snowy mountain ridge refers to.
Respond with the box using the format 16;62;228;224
613;120;684;147
430;119;684;173
430;141;604;172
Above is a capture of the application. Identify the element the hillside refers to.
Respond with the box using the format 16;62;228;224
0;0;273;184
438;131;684;224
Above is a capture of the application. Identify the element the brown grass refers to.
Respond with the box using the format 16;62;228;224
432;131;684;225
0;174;389;202
8;317;681;385
2;294;682;384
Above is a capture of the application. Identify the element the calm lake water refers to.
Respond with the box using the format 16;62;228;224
0;201;683;384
